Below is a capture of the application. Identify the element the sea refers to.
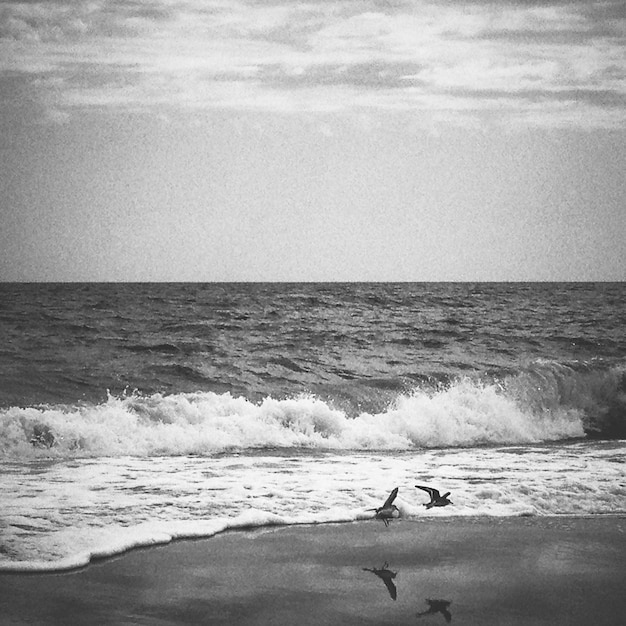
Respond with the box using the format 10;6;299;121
0;282;624;572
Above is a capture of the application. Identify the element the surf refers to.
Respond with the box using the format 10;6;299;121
3;361;623;460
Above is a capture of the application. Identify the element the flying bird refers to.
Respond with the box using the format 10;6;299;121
369;487;400;526
415;485;452;509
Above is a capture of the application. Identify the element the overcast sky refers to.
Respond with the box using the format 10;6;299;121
1;0;624;281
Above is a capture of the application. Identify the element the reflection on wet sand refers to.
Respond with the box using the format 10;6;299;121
416;598;453;623
362;562;398;600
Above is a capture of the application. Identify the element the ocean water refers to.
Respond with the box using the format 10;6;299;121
0;282;624;571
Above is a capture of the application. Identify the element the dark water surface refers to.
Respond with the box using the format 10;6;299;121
1;283;625;571
1;282;624;435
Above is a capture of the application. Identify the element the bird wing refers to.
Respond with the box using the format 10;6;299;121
382;487;399;508
416;485;440;499
383;577;397;600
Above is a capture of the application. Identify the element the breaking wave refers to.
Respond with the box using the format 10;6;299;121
2;362;623;459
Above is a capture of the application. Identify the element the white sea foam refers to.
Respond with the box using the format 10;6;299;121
0;379;588;460
1;441;624;572
2;377;622;573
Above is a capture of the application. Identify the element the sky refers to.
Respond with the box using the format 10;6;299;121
0;0;625;282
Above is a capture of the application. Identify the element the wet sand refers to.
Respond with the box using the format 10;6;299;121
1;516;625;625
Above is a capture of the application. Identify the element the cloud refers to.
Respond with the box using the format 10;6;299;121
0;0;624;127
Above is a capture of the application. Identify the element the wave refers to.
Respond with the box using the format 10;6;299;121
2;362;623;459
2;438;624;572
125;343;182;354
500;360;626;438
0;509;372;573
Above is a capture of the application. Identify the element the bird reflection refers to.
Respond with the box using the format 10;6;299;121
369;487;400;526
416;598;452;623
362;562;398;600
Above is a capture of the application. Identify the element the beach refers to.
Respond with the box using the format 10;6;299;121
1;516;625;625
1;283;625;623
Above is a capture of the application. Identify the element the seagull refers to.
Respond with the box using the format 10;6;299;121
416;599;452;623
362;562;398;600
369;487;400;526
415;485;452;509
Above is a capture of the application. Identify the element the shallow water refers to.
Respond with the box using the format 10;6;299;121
1;282;624;570
1;440;624;570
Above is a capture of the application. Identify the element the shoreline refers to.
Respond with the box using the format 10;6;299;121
1;516;625;625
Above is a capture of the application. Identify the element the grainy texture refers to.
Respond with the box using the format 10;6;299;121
1;517;625;625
